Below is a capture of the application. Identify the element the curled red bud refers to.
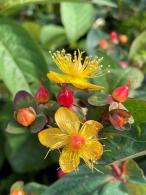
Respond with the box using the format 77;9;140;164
57;86;74;108
112;85;129;103
109;109;130;130
16;107;36;127
35;80;49;104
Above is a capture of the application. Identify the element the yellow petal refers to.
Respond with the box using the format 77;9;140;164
59;147;80;173
55;107;80;134
71;79;104;90
80;140;103;168
38;128;68;150
47;71;71;83
80;120;103;138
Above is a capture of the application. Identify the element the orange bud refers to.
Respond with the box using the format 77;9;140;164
35;80;49;104
109;112;126;129
109;109;131;130
10;189;25;195
99;39;108;49
16;107;36;127
112;85;129;103
119;34;128;44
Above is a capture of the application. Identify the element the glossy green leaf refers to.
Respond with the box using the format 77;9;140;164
1;0;88;15
92;67;144;93
0;18;48;96
61;2;95;43
40;25;66;50
22;21;42;43
129;31;146;61
42;165;112;195
42;160;146;195
92;0;117;7
100;123;146;165
30;113;46;133
24;182;48;195
5;133;49;173
88;93;108;106
6;120;28;134
124;98;146;124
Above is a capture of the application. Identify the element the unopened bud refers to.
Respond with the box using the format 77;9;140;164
16;107;36;127
35;80;49;104
119;34;128;44
10;189;25;195
112;85;129;103
99;39;108;49
57;86;74;108
109;31;118;43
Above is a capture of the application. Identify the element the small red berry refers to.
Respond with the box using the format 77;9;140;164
119;34;128;44
57;86;74;108
16;107;36;127
10;189;25;195
99;39;108;49
112;85;129;103
109;31;118;43
35;80;49;104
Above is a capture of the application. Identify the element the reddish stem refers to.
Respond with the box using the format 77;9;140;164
112;163;121;177
98;105;109;123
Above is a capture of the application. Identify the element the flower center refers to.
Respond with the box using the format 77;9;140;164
70;135;85;151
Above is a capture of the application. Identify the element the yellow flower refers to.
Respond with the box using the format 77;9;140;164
47;49;104;90
38;107;103;173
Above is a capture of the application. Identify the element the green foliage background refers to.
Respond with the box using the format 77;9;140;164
0;0;146;194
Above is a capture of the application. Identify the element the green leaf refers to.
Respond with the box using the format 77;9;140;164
0;0;89;15
29;113;46;133
40;25;66;50
42;160;146;195
100;123;146;165
22;21;42;43
124;98;146;124
125;182;146;195
92;0;117;7
100;182;128;195
129;31;146;61
42;165;112;195
5;133;49;173
92;67;144;93
60;2;95;43
0;18;48;96
24;182;48;195
6;120;28;134
88;93;108;106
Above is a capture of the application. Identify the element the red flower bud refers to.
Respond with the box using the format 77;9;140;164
16;107;36;127
57;169;66;178
57;86;74;108
109;31;118;43
112;85;129;103
119;34;128;44
35;80;49;104
10;189;25;195
99;39;108;49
